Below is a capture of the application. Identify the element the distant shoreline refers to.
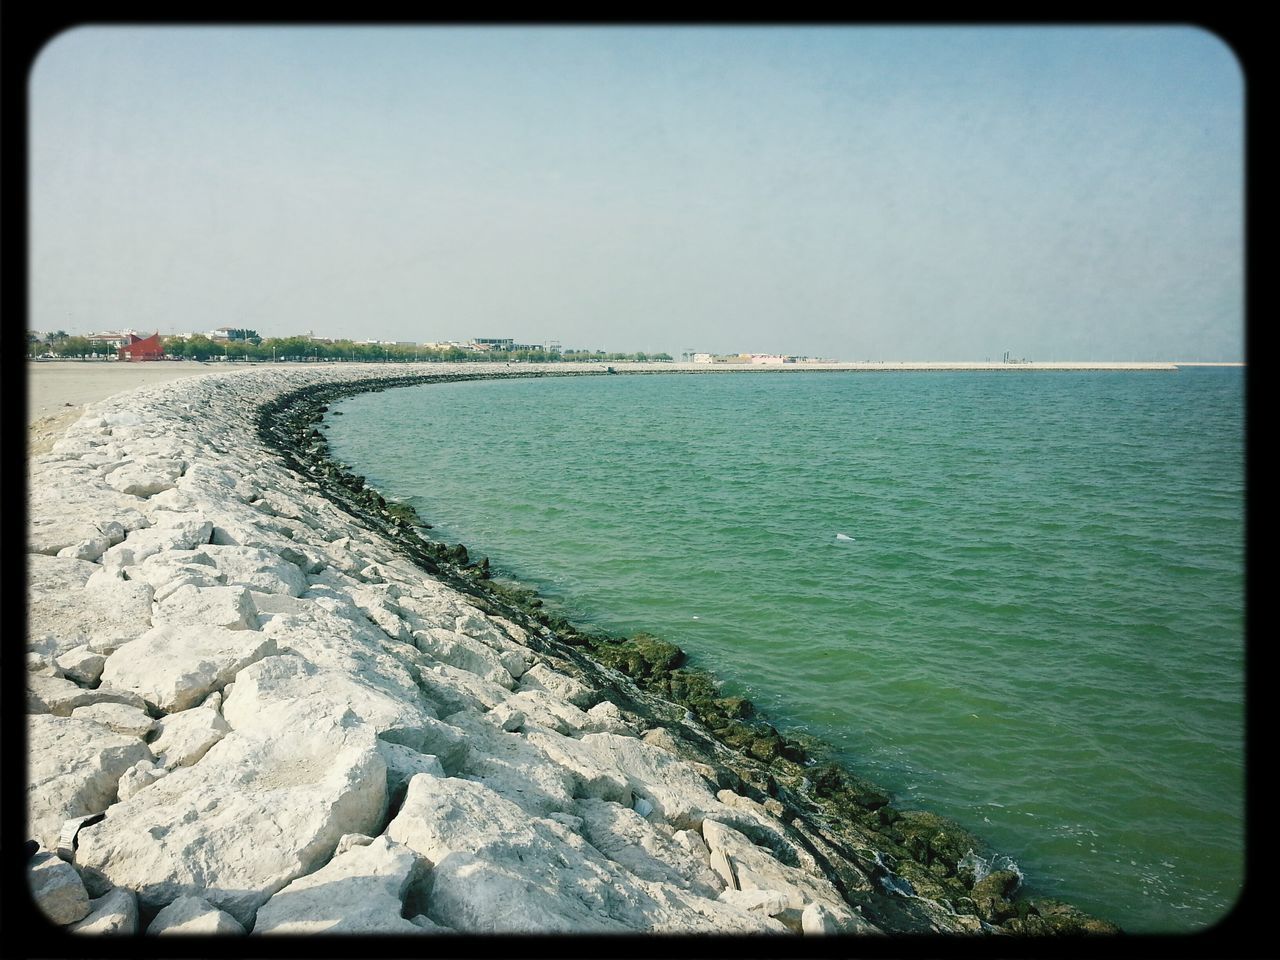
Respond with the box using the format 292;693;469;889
27;357;1240;434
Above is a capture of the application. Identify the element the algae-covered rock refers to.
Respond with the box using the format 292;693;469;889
591;632;686;680
893;809;983;875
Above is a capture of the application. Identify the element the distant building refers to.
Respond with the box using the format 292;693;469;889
472;338;514;352
87;330;137;350
117;332;165;361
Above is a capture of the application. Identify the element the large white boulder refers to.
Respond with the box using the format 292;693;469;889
27;714;153;851
67;887;139;935
149;697;231;770
104;458;187;497
99;519;213;567
516;662;597;709
27;555;153;658
412;628;517;689
100;623;276;713
29;851;91;925
151;584;261;631
69;701;156;739
576;798;725;898
251;834;427;934
386;774;784;934
221;653;437;741
74;724;388;928
202;544;309;597
146;895;246;935
700;819;879;933
28;674;149;717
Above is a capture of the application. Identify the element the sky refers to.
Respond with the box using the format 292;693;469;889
28;25;1244;361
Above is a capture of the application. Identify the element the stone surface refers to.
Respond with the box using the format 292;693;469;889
28;674;148;717
74;726;387;927
150;699;231;770
27;714;154;851
517;661;597;709
70;701;156;739
27;554;154;658
386;773;783;934
100;623;276;713
67;887;139;935
55;646;107;686
251;834;426;934
151;584;261;631
29;851;91;925
147;895;247;935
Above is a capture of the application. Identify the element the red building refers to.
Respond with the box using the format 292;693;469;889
117;332;165;361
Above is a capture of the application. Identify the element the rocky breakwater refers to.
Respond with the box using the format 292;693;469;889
26;362;1120;938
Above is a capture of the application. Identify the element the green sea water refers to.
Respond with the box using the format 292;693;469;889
326;368;1245;933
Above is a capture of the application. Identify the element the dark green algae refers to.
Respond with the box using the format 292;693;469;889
254;369;1121;937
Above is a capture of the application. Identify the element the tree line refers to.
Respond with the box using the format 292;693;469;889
26;331;671;364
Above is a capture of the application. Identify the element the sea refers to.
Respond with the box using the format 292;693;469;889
325;367;1245;934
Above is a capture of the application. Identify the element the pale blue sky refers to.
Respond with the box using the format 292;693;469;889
29;26;1243;360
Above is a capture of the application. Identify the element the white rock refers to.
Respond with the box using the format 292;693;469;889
117;758;169;800
251;834;426;934
221;653;438;743
29;851;91;925
70;701;156;738
440;710;578;818
152;584;261;631
577;798;724;898
150;700;231;770
147;895;246;935
55;646;107;686
67;887;138;934
202;544;308;597
104;458;186;496
27;715;154;851
585;699;636;735
386;774;783;934
101;623;276;713
412;628;516;689
75;725;388;928
700;819;864;927
99;521;212;567
516;662;597;709
377;740;445;806
496;689;592;736
28;674;149;717
718;887;791;918
29;516;128;557
27;554;153;658
56;533;115;561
